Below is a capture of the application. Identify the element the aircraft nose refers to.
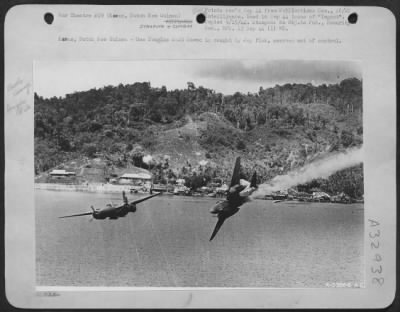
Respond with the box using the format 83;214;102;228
209;206;219;214
210;202;225;214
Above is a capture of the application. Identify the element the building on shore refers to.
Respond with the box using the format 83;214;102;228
312;191;331;202
114;166;153;191
118;172;152;185
49;169;76;177
47;169;78;184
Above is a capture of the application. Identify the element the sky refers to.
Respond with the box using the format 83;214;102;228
34;60;362;98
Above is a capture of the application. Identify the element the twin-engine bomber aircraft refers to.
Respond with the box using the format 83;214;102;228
59;157;255;240
209;157;258;241
59;191;160;220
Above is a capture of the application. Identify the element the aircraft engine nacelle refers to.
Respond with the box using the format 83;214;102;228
209;200;230;214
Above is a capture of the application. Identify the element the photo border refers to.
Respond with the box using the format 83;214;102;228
2;1;398;310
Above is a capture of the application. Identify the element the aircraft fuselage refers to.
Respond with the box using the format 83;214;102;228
59;191;160;220
209;184;249;216
208;157;258;241
93;203;137;220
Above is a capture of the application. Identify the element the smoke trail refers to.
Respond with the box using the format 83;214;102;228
252;146;363;197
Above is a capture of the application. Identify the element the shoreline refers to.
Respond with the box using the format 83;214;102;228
34;183;143;194
34;183;364;204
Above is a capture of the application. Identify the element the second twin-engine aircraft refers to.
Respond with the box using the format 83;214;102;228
59;191;160;220
209;157;258;241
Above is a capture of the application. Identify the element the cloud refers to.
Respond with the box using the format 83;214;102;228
196;60;362;86
35;60;362;98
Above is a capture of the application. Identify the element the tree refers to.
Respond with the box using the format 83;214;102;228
82;143;97;158
340;130;354;148
236;140;246;150
187;82;196;91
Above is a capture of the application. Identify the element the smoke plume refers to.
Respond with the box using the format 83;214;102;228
142;155;153;165
251;146;363;198
199;160;208;166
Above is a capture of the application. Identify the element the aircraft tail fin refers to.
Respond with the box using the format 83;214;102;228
250;171;257;188
229;157;241;187
209;216;226;241
122;191;128;205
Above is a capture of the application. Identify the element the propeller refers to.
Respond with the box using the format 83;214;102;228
89;206;96;221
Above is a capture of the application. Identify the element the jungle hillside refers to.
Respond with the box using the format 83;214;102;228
34;78;363;198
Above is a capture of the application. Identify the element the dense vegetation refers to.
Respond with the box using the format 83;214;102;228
35;78;363;197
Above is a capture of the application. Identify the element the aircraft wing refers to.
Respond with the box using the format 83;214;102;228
59;212;93;218
130;192;161;205
229;157;241;187
209;216;226;241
